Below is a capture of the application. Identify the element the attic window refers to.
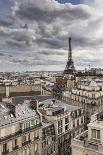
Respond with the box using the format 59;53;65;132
18;113;20;116
4;116;7;119
10;114;13;118
22;110;25;114
1;105;5;108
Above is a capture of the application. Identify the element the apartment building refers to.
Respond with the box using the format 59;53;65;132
63;78;103;119
37;96;85;155
0;97;42;155
71;111;103;155
42;119;58;155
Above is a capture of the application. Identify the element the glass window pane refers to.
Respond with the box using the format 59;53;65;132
97;130;100;139
92;129;96;139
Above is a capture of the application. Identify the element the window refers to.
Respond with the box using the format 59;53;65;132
65;117;69;124
22;135;26;143
92;129;100;140
79;109;81;116
65;125;68;131
75;111;77;118
58;120;62;127
28;134;30;141
13;139;18;149
54;145;55;151
77;119;79;126
58;128;62;134
92;129;96;139
26;122;30;129
3;143;7;152
73;121;75;128
81;117;83;124
97;130;100;139
13;139;18;147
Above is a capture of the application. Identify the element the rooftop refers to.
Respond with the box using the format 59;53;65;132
39;98;81;114
0;99;40;128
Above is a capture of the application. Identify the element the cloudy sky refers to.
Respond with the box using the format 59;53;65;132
0;0;103;72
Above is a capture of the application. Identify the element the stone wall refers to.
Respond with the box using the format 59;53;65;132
0;84;41;97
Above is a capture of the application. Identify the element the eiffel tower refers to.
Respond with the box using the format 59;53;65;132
64;37;76;75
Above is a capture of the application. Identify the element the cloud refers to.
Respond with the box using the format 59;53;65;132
0;0;103;71
0;53;5;56
14;2;93;22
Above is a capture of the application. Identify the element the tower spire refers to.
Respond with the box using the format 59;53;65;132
64;37;76;75
68;37;72;60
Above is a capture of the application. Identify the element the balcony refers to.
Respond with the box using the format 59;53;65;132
85;142;99;150
72;130;103;152
13;145;19;150
21;123;42;133
2;150;9;155
0;123;42;144
22;140;32;146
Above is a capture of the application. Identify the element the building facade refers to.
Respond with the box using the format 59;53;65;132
42;119;58;155
37;96;85;155
71;112;103;155
0;97;42;155
63;78;103;122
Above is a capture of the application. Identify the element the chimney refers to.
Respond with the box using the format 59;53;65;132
30;98;38;110
6;86;10;98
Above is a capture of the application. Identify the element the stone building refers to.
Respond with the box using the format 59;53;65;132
41;83;54;96
37;96;85;155
42;119;58;155
0;97;42;155
71;111;103;155
63;78;103;122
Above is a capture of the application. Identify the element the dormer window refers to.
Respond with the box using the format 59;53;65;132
22;110;25;114
10;114;13;118
4;116;7;119
18;113;20;116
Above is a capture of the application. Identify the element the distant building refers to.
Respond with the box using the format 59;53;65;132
41;81;54;96
63;78;103;123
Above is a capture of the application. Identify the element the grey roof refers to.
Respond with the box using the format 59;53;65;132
42;119;54;129
40;98;81;113
11;96;34;105
0;101;39;128
34;95;54;102
47;107;64;112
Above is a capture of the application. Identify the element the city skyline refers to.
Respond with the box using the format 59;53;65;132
0;0;103;71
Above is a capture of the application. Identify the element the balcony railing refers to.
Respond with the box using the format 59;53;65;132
85;142;99;150
0;123;42;143
22;140;32;146
21;123;42;133
2;149;9;155
13;145;19;150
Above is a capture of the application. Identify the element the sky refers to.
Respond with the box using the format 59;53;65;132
0;0;103;72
